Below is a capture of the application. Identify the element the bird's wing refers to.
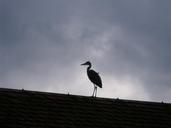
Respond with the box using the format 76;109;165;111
88;70;102;88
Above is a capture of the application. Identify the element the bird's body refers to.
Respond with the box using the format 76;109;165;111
87;69;102;88
81;61;102;97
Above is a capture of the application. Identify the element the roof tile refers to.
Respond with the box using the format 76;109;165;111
0;88;171;128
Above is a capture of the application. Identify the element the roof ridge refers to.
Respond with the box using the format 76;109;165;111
0;87;170;105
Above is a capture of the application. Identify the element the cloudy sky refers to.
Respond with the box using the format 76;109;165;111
1;0;171;102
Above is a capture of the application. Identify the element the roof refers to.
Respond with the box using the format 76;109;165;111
0;88;171;128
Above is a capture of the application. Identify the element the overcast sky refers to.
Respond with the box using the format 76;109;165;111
1;0;171;102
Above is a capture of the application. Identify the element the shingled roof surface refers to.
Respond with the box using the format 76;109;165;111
0;88;171;128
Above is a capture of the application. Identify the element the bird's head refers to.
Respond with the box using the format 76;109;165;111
81;61;91;66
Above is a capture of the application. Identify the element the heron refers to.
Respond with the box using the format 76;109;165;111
81;61;102;97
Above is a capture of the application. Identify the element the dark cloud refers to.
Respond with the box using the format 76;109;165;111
1;0;171;102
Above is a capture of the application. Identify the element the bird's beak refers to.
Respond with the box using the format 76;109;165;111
81;62;87;66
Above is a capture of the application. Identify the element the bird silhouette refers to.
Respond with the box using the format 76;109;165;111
81;61;102;97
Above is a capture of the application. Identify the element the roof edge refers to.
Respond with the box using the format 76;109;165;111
0;87;170;105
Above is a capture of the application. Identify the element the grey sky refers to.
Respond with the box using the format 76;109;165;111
1;0;171;102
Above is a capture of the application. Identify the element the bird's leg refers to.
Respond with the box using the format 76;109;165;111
92;84;95;97
96;86;97;97
95;86;97;97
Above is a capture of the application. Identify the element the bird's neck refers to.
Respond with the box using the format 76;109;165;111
87;65;91;72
